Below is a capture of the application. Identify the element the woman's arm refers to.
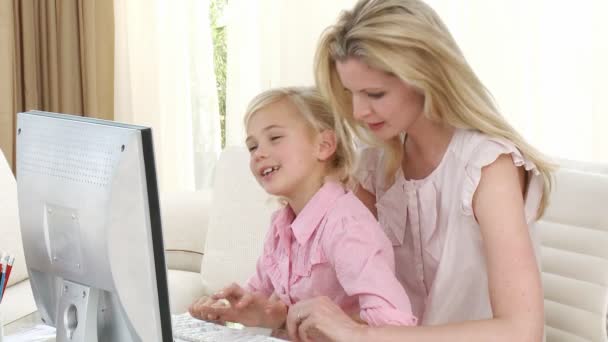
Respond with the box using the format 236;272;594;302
288;155;544;342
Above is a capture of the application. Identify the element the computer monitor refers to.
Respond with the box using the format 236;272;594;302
16;111;173;341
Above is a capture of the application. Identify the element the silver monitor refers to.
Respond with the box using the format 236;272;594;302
16;111;173;341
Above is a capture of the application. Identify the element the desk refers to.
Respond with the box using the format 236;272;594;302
4;311;55;341
3;312;279;341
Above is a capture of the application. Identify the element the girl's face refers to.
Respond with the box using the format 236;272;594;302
336;58;425;140
245;99;325;201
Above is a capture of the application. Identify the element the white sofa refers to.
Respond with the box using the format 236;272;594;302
193;148;608;342
0;152;210;325
0;145;271;328
538;160;608;341
3;146;608;342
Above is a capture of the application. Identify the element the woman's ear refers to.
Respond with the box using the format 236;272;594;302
316;130;337;162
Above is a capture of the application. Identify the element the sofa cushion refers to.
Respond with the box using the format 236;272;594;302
200;146;280;294
539;163;608;341
167;269;206;314
0;151;27;286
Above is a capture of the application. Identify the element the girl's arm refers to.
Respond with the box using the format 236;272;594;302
288;155;544;342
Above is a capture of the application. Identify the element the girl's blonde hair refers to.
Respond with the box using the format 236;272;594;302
244;86;355;185
314;0;554;217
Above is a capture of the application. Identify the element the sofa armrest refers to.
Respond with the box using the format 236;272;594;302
160;189;211;273
165;249;204;274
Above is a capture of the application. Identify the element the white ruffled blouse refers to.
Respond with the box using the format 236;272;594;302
355;128;543;325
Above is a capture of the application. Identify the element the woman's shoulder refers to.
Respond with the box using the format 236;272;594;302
450;129;533;170
453;129;541;218
453;130;536;178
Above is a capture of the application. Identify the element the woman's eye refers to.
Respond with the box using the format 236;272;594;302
367;92;385;99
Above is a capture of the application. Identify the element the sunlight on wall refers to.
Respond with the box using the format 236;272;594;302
426;0;608;163
226;0;608;163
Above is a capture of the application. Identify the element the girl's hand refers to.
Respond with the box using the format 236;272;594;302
189;295;229;323
189;283;287;329
286;296;365;342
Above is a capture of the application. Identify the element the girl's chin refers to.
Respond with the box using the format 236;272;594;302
262;184;286;197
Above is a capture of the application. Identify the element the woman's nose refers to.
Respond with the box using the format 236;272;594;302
352;95;371;120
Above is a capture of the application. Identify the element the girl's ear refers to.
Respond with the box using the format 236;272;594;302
316;129;337;162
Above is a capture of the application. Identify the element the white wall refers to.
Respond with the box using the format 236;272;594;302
426;0;608;163
226;0;608;163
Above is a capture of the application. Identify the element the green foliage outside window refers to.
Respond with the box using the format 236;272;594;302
210;0;227;148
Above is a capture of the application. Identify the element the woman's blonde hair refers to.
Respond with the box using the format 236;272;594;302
244;86;355;185
314;0;554;217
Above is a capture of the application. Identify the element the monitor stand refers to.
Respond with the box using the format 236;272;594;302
56;280;100;342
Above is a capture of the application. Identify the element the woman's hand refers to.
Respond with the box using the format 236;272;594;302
189;283;287;329
286;297;365;342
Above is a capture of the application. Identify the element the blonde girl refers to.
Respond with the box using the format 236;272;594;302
190;87;417;331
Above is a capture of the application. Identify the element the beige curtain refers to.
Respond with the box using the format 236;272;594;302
0;0;114;172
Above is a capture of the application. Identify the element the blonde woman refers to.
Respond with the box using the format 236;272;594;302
285;0;553;341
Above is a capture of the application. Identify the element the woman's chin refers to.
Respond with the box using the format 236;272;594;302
369;128;399;141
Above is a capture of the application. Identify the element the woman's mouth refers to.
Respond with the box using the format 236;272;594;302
367;122;385;131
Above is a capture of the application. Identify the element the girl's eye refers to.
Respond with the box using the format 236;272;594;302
367;92;385;99
270;136;282;141
247;145;258;152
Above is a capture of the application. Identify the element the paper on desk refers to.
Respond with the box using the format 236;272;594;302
4;324;56;342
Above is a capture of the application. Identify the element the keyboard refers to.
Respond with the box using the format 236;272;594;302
172;313;284;342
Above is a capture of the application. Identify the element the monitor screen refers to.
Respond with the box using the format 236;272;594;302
16;111;172;341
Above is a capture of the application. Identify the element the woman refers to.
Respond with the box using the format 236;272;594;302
285;0;553;341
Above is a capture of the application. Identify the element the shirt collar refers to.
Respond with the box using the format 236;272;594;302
290;181;346;246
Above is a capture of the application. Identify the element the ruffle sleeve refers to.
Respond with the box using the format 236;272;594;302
461;137;543;223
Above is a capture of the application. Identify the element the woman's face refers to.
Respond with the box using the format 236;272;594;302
336;58;425;140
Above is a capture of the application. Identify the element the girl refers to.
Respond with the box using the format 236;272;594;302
189;87;417;331
285;0;554;341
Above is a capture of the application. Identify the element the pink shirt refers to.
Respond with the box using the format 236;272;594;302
245;181;417;326
355;129;543;325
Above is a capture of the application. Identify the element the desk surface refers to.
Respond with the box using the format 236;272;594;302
3;312;278;342
4;311;55;341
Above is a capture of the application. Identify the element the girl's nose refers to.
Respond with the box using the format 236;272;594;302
252;145;267;161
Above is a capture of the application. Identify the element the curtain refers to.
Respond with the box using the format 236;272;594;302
225;0;608;163
114;0;221;192
0;0;115;171
224;0;355;146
